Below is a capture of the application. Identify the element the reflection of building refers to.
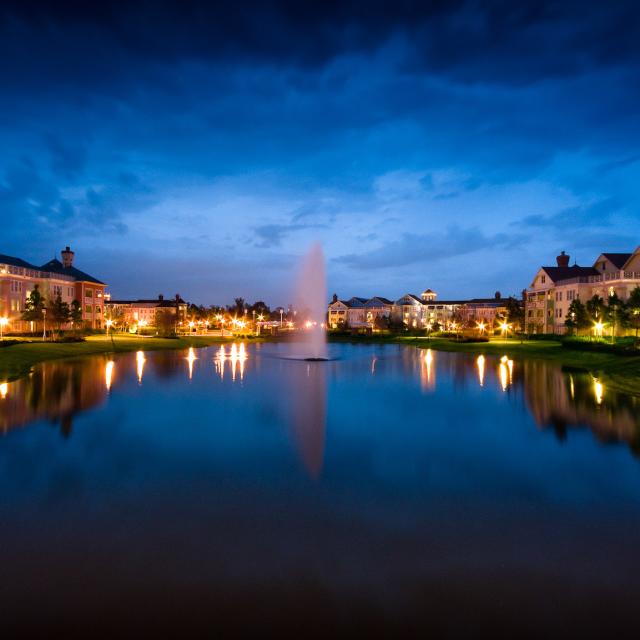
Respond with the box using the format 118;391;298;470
0;246;107;331
0;359;108;436
521;359;640;453
105;294;187;330
525;247;640;334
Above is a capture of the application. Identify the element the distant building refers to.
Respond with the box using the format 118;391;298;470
329;289;511;331
0;246;106;331
105;294;187;331
525;248;640;334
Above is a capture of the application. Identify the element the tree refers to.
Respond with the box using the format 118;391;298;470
227;297;246;317
505;297;524;332
605;292;628;340
564;299;590;335
22;284;46;330
48;294;70;332
627;286;640;341
586;295;605;322
70;300;83;331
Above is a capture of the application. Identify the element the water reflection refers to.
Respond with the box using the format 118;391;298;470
105;360;114;391
0;345;638;459
1;359;108;436
476;355;485;387
136;351;145;383
286;361;327;478
214;343;248;381
186;347;197;380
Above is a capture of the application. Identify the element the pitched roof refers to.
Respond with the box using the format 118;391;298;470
109;297;186;306
541;265;599;283
0;254;39;270
601;253;632;269
40;258;105;284
346;296;367;307
364;296;393;306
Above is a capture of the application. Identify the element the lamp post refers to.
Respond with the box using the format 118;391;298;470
280;308;284;327
42;308;47;340
0;316;8;340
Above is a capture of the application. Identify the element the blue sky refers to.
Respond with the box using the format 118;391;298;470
1;0;639;305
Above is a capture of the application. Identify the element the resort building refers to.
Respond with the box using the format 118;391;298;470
525;248;640;334
0;246;106;332
327;296;369;329
329;289;513;331
105;294;187;331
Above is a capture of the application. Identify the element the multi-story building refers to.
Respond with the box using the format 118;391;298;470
327;296;368;329
329;289;512;331
105;294;187;331
0;246;106;332
525;248;640;334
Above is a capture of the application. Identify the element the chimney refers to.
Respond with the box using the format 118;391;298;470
61;246;75;268
332;293;338;303
556;251;570;268
495;291;501;300
158;294;164;301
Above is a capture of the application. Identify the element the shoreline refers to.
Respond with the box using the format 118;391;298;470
1;333;639;397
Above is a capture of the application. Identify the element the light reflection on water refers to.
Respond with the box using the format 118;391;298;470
1;342;640;632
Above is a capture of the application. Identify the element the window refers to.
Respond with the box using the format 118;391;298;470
95;306;101;314
85;305;92;313
85;289;93;298
541;275;546;284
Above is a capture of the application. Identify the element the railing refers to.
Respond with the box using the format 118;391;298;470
587;271;640;283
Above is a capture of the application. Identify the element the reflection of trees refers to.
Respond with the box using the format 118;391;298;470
149;352;182;380
521;360;640;456
0;359;107;437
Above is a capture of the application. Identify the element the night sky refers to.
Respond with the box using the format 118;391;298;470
1;0;639;305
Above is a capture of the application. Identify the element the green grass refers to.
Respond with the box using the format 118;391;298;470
0;334;247;382
328;334;640;397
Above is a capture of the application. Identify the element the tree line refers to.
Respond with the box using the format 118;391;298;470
564;287;640;338
21;284;84;332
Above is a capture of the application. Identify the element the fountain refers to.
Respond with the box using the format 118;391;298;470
290;243;328;361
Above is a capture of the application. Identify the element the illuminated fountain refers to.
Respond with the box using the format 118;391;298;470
290;243;328;361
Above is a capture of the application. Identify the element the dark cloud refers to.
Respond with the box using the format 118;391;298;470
519;196;625;229
44;133;87;179
254;222;323;248
336;226;526;270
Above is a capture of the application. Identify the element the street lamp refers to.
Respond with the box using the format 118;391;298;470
280;308;284;327
500;321;510;338
0;316;8;340
42;308;47;340
105;318;113;335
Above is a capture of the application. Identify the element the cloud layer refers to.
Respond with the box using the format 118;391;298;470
0;1;638;303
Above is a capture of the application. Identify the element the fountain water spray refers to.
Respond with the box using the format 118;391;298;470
291;243;328;360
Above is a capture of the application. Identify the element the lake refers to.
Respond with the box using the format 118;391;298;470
1;342;639;635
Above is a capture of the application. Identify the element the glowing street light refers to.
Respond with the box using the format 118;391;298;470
105;318;113;335
0;382;8;399
500;321;510;338
477;321;486;334
594;321;604;338
0;316;8;340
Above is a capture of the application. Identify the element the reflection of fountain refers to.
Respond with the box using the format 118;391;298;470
288;361;327;478
290;243;328;361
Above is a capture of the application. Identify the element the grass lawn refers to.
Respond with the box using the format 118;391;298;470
329;334;640;397
0;334;247;382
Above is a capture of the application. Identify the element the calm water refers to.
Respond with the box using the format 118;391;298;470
1;342;640;635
